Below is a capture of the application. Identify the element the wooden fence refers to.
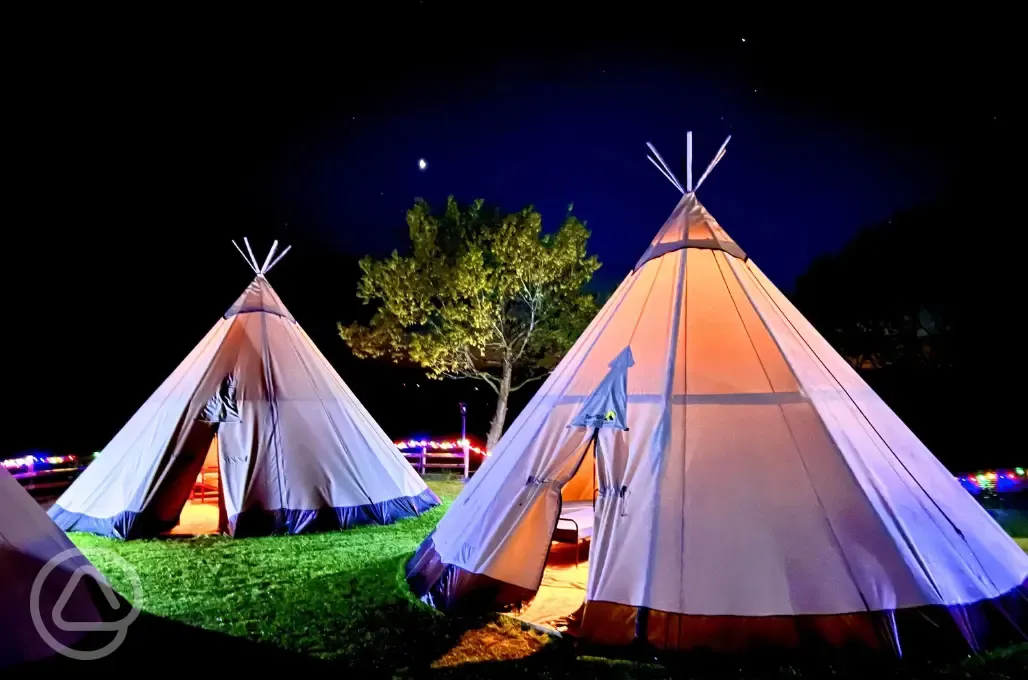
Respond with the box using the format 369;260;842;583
9;464;85;502
402;446;471;478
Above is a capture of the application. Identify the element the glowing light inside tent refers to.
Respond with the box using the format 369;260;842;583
395;438;489;456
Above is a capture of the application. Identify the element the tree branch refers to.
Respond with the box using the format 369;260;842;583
512;289;539;363
476;370;501;393
461;346;501;393
510;373;547;392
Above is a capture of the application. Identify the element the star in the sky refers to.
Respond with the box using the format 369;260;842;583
418;158;427;171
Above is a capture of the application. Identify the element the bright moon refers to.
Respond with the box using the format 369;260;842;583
418;158;427;170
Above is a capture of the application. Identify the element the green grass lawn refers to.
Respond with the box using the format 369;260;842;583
65;479;1028;678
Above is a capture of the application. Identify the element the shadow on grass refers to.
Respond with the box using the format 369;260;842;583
12;593;485;675
421;637;1028;680
13;609;330;673
3;549;330;674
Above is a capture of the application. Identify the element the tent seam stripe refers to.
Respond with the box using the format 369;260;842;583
741;263;952;603
745;266;1001;596
258;310;288;515
280;317;378;508
723;256;874;612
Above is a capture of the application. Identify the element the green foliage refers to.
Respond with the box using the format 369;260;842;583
339;196;601;393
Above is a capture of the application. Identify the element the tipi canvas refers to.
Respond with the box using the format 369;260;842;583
407;136;1028;655
51;240;439;539
1;467;106;668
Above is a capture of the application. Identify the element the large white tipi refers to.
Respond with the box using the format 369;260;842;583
407;135;1028;655
1;467;106;667
51;241;439;539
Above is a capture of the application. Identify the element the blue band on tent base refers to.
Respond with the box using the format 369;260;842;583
406;534;535;613
47;505;165;540
49;488;440;540
230;488;440;537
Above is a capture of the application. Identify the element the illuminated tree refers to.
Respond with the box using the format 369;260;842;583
339;196;600;449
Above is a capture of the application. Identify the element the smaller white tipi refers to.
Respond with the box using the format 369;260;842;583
1;467;106;668
50;240;439;539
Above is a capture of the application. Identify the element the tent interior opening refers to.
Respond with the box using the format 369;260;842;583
170;434;222;535
514;438;598;632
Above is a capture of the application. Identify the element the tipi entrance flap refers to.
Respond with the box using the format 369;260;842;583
517;426;631;631
199;374;241;423
461;427;597;592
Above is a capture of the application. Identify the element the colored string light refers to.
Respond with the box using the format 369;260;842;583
394;438;490;456
2;454;79;470
955;467;1026;493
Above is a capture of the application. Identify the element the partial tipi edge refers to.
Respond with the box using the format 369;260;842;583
231;238;292;277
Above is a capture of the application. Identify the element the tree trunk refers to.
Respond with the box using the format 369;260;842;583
486;361;512;452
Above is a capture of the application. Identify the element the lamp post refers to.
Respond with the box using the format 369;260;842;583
458;402;469;479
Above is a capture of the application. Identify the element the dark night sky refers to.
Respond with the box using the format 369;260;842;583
3;11;1014;467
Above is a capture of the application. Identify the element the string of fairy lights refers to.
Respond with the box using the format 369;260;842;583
5;451;1023;494
2;441;491;476
3;453;84;471
957;468;1026;493
393;438;490;456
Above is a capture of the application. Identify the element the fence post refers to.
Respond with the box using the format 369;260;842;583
459;402;469;480
419;446;427;475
